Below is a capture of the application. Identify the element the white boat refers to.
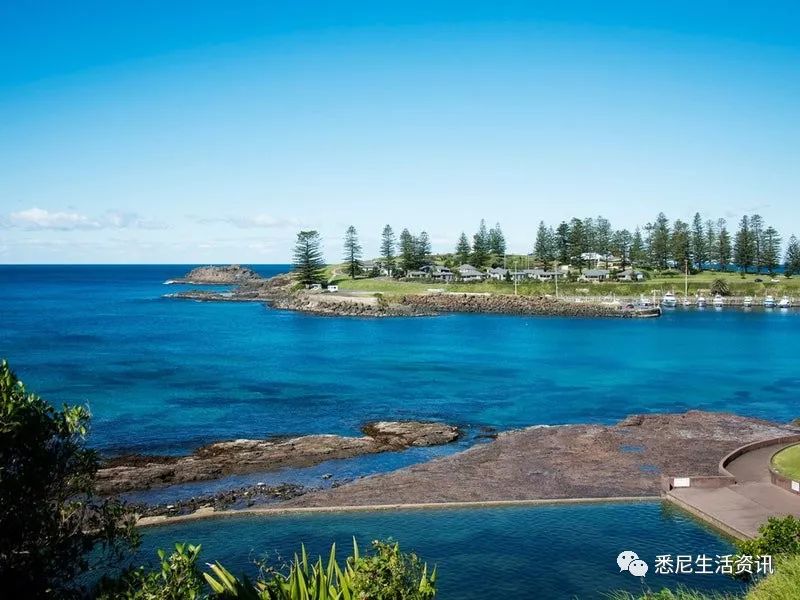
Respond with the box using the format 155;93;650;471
712;294;725;308
743;296;753;307
778;296;792;309
764;295;776;308
661;292;677;307
682;297;691;307
696;295;707;307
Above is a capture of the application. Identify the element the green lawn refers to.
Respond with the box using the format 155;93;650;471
326;266;800;299
771;444;800;481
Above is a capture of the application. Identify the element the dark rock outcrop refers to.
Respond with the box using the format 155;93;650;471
170;265;263;284
98;421;459;494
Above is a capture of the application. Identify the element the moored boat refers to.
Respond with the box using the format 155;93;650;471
661;291;677;307
696;295;707;307
712;294;724;308
764;295;776;308
778;296;792;309
743;296;753;307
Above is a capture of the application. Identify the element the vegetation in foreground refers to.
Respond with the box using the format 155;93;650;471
98;539;436;600
770;444;800;481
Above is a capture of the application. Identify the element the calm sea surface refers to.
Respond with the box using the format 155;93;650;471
2;265;798;456
137;502;745;599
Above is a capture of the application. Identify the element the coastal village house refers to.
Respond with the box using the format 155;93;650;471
616;269;645;282
580;269;611;282
457;264;484;281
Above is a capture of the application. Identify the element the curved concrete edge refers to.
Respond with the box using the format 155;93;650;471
768;443;800;496
718;433;800;479
136;495;661;529
665;492;750;541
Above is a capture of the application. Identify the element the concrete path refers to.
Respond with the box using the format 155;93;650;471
667;442;800;539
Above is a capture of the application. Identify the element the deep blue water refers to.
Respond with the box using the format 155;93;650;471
136;502;745;600
2;265;799;457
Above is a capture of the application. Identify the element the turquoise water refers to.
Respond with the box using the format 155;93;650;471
2;265;799;458
137;502;745;599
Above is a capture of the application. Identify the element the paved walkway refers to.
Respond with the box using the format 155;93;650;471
667;442;800;539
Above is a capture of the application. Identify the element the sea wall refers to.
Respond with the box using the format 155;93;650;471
400;293;627;317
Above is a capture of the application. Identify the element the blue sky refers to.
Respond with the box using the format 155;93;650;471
1;1;798;263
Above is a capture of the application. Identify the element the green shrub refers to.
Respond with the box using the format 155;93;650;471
96;543;205;600
737;515;800;558
0;359;139;598
104;539;436;599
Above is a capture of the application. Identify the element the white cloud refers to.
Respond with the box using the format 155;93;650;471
7;207;99;230
189;214;301;229
2;207;167;231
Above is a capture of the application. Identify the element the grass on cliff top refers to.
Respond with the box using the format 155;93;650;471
771;444;800;481
326;268;800;299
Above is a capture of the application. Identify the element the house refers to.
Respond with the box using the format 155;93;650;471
521;268;546;280
457;264;484;281
580;269;610;282
427;265;454;282
406;270;428;279
326;284;339;292
616;269;644;282
486;267;509;280
537;271;567;281
580;252;614;269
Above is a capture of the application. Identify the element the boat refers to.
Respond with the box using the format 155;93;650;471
661;291;677;307
764;295;776;308
743;296;753;307
696;295;707;308
712;294;725;308
682;297;691;307
778;296;792;309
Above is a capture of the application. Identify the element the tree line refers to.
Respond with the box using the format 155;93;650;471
292;213;800;284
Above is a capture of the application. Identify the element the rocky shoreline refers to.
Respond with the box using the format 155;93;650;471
99;420;459;495
399;292;639;318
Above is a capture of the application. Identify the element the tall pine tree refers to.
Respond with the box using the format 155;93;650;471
488;222;507;256
293;230;325;285
717;219;732;271
691;213;707;270
380;225;396;275
761;226;781;274
472;219;490;267
342;225;362;279
785;236;800;277
455;232;471;264
734;216;755;273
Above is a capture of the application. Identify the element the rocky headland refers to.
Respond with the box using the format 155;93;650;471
98;420;459;494
165;266;657;318
168;264;264;284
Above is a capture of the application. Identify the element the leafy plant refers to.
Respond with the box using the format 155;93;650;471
0;359;139;598
204;538;436;600
710;278;731;296
96;543;205;600
737;515;800;558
